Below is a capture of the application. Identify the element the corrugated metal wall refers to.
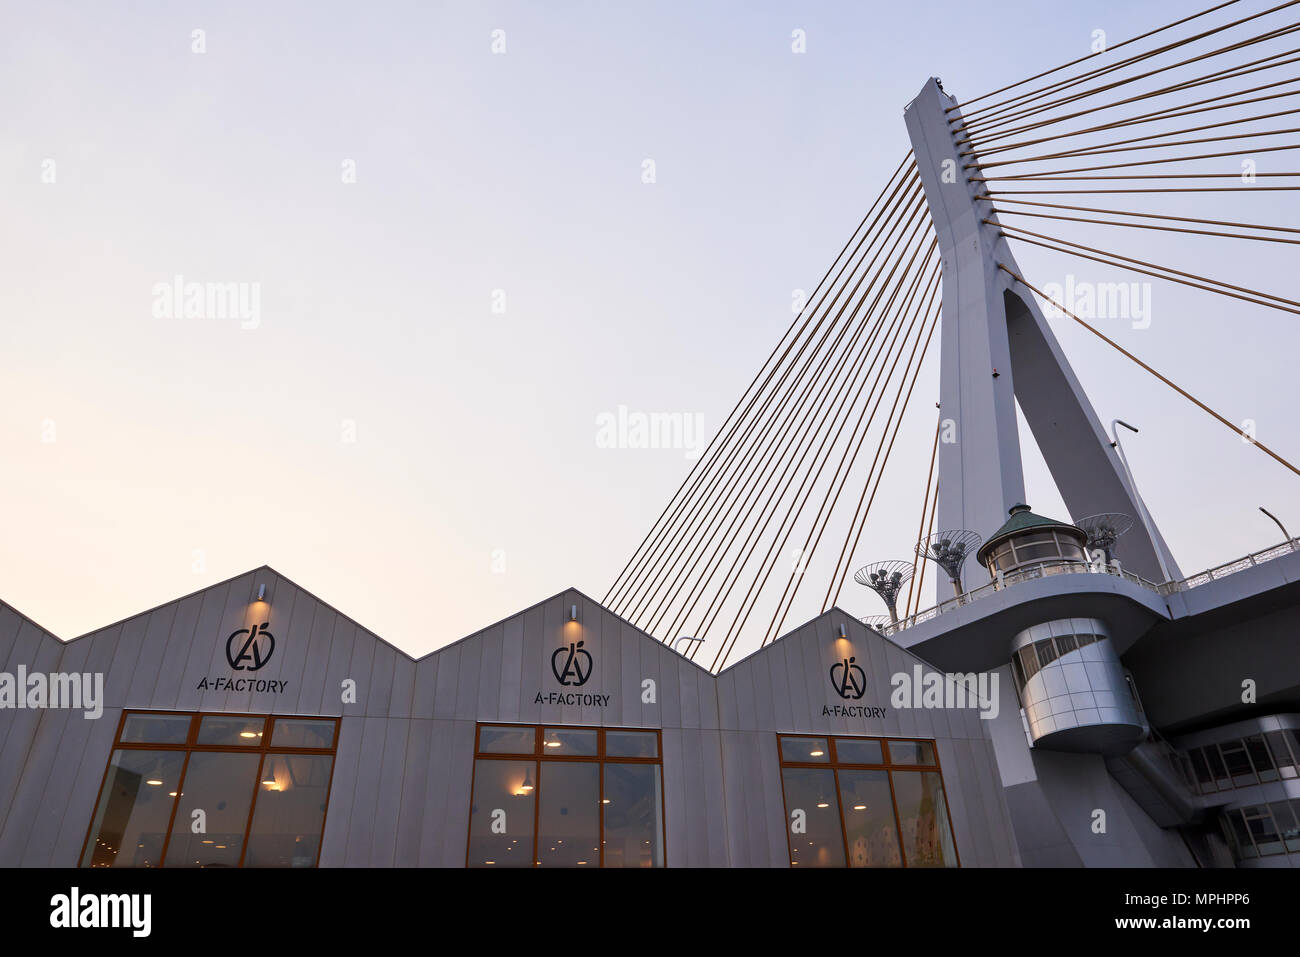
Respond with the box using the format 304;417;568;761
0;566;1017;867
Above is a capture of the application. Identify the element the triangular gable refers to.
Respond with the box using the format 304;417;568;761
715;606;999;737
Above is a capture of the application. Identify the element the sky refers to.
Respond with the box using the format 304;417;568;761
2;0;1297;658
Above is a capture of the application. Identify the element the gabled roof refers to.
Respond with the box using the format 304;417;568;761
713;602;937;677
0;564;713;673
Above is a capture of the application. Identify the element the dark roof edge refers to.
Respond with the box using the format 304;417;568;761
714;605;942;678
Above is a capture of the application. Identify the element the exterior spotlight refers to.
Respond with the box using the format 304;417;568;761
569;603;578;622
256;584;266;602
837;624;848;640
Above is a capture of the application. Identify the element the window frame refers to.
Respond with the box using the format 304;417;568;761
466;723;666;868
776;733;960;868
987;530;1088;575
79;710;340;869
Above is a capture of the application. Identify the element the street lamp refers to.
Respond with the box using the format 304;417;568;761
672;636;705;655
1260;507;1296;551
1110;419;1173;584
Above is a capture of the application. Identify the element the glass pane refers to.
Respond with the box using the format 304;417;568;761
1266;731;1297;772
164;752;260;867
838;769;901;867
1220;742;1256;786
891;770;957;867
197;715;265;746
81;749;184;867
478;726;536;754
1058;540;1087;561
1033;638;1057;667
1272;801;1300;852
887;740;937;766
780;767;844;867
120;713;191;745
602;763;663;867
1019;645;1040;682
1204;745;1229;786
537;761;600;867
605;730;658;758
1189;748;1214;790
1245;807;1282;855
834;738;884;765
270;718;335;749
467;759;535;867
1227;810;1257;858
1014;542;1059;562
780;737;830;763
1019;532;1056;545
542;727;597;756
242;754;334;867
1055;634;1078;655
1075;633;1096;647
1245;735;1277;782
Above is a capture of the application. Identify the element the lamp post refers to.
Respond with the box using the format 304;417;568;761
1260;507;1296;551
1110;419;1173;584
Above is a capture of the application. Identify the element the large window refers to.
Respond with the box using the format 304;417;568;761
81;711;339;868
1011;632;1103;695
467;724;664;868
1185;730;1300;794
1220;798;1300;860
985;530;1088;575
778;734;959;868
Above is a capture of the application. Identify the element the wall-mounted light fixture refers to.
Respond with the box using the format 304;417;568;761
256;584;267;602
836;624;848;640
568;604;578;622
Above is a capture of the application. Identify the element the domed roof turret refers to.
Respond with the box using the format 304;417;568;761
976;504;1086;564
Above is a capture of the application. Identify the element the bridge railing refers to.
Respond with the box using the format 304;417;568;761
1156;538;1300;595
873;537;1299;636
876;559;1159;635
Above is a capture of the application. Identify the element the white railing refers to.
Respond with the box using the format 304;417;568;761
872;537;1299;636
1158;538;1300;595
876;559;1158;636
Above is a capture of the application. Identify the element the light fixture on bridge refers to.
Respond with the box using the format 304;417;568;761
853;561;913;626
916;530;982;598
1077;513;1134;567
